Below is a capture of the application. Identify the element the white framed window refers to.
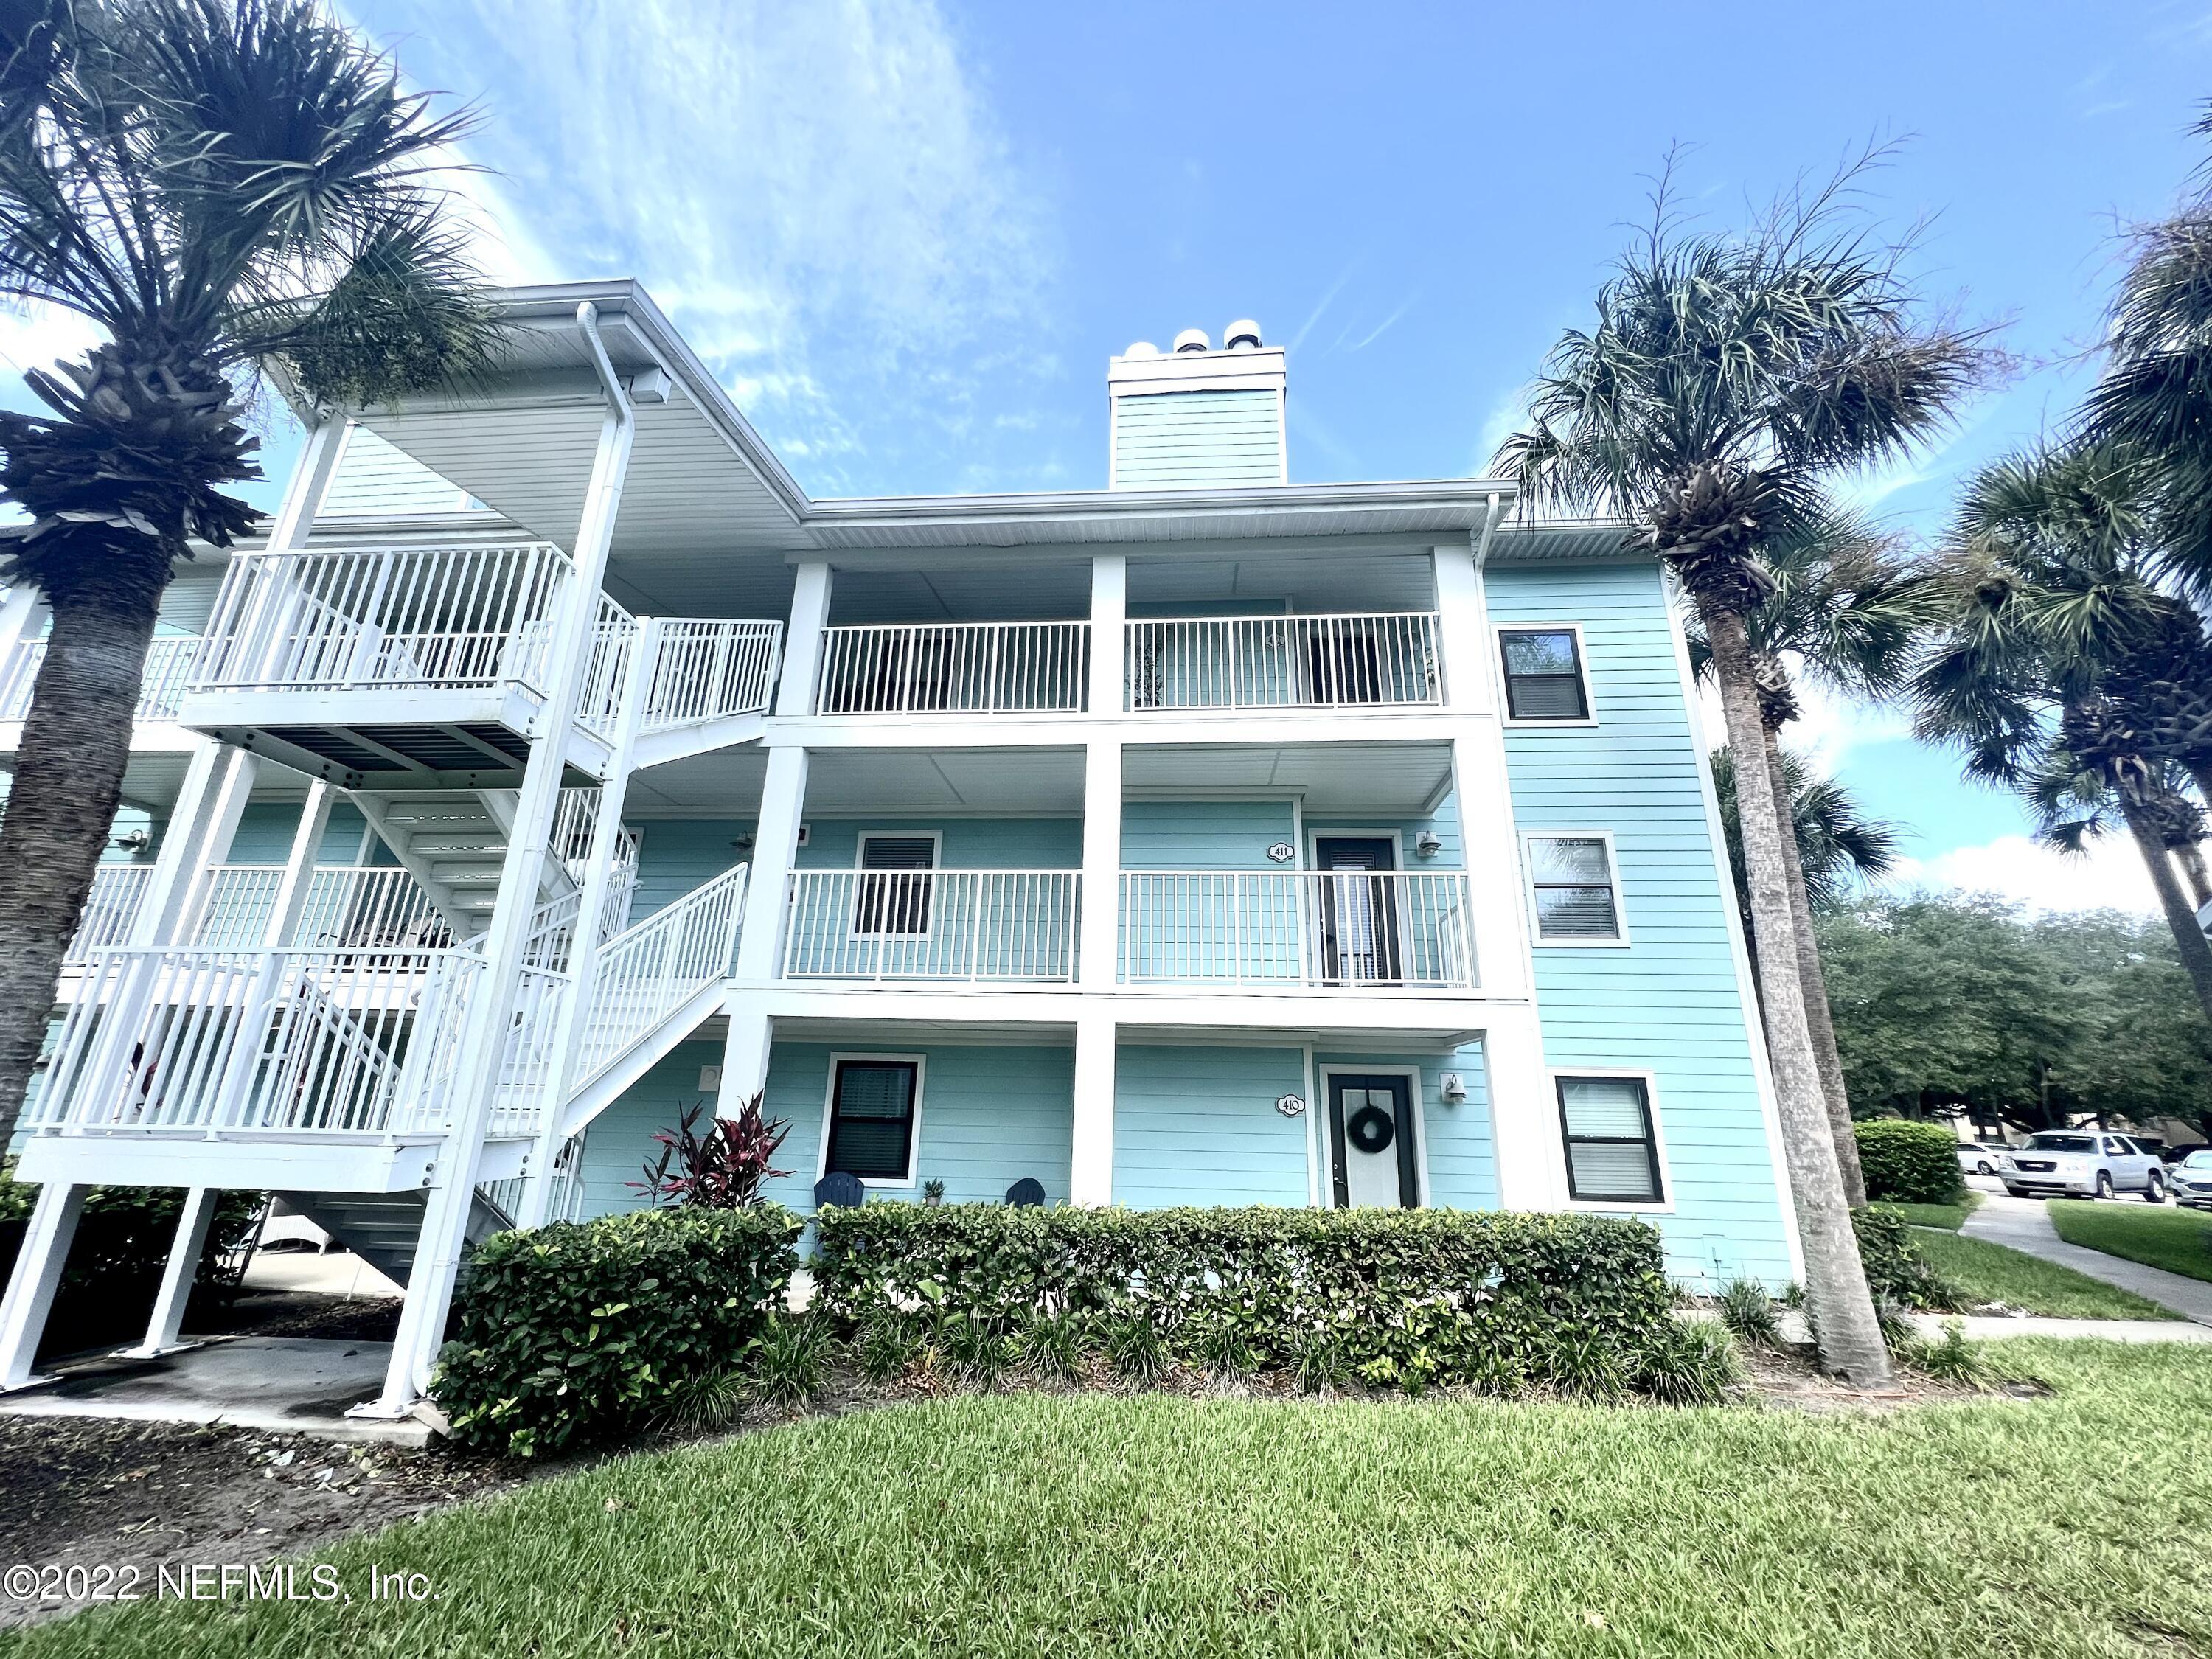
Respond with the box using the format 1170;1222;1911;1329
1523;830;1627;945
1555;1072;1667;1206
851;832;942;938
818;1053;926;1187
1495;623;1595;725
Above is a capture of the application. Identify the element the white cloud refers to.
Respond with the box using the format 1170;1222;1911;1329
1893;832;2160;917
352;0;1054;493
0;302;104;411
1472;383;1529;476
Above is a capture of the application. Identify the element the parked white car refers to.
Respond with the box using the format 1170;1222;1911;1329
2171;1149;2212;1211
1999;1131;2168;1202
1957;1141;2011;1177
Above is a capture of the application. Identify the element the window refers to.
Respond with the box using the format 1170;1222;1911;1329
1557;1076;1663;1203
824;1058;920;1182
1528;835;1621;941
1499;628;1590;721
852;835;936;936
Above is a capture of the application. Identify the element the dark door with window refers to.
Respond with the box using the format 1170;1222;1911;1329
1329;1074;1417;1206
1313;837;1402;984
854;836;936;935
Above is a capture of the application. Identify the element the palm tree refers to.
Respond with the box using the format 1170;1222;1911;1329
1493;159;1995;1383
1690;512;1930;1206
1711;748;1901;959
1916;437;2212;1026
0;0;499;1150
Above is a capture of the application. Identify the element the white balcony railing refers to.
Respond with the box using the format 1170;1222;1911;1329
32;944;492;1138
192;541;579;696
1124;613;1440;710
642;620;782;731
63;865;156;962
815;622;1088;715
3;636;202;722
779;870;1081;982
186;864;451;951
1119;870;1475;989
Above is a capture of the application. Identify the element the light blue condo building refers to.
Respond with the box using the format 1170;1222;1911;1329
0;290;1801;1414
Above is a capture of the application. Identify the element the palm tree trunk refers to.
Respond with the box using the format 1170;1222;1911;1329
0;585;159;1150
1763;728;1868;1208
2121;799;2212;1026
1700;601;1891;1383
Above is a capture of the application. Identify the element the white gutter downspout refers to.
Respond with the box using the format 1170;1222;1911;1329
1472;491;1506;568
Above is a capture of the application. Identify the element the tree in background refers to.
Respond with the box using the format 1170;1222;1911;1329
1494;153;1994;1382
1690;511;1929;1205
1712;747;1900;958
0;0;500;1150
1819;893;2212;1141
1915;438;2212;1028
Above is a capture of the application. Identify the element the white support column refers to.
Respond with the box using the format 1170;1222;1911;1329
1431;538;1495;716
731;743;810;985
1070;1009;1116;1206
776;562;832;719
130;738;260;946
1087;552;1126;715
119;1186;218;1359
1480;1006;1565;1210
366;308;636;1416
1079;736;1121;988
0;1182;87;1391
517;619;659;1224
714;1004;773;1114
265;417;347;552
262;780;334;946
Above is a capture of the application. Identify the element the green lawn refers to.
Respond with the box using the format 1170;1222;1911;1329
2048;1200;2212;1284
13;1343;2212;1658
1887;1191;1982;1231
1912;1227;2179;1319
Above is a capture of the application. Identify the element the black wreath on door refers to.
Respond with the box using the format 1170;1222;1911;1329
1346;1103;1396;1155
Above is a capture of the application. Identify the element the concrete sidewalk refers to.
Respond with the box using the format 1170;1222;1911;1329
1961;1190;2212;1326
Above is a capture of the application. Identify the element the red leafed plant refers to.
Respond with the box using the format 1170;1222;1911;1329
630;1093;791;1209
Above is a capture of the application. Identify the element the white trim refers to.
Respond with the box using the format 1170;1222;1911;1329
1304;827;1406;872
1301;1045;1321;1208
1551;1066;1674;1215
1662;567;1804;1279
1520;828;1631;947
1317;1063;1428;1209
816;1051;928;1190
1492;620;1598;728
849;831;944;942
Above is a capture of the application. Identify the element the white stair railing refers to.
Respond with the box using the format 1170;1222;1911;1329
815;621;1088;714
1124;612;1441;710
63;866;156;963
191;541;575;695
1117;870;1475;988
641;620;782;729
577;594;641;741
186;865;448;950
779;870;1081;982
571;863;748;1091
1;636;202;723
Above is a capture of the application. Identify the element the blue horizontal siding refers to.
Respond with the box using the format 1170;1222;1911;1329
220;801;374;865
573;1038;723;1219
1489;560;1793;1286
1119;800;1293;870
1113;1044;1310;1207
1113;389;1281;488
1315;1046;1497;1210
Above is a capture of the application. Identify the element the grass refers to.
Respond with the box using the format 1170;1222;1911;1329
1885;1190;1982;1231
12;1343;2212;1658
2048;1200;2212;1285
1911;1228;2179;1320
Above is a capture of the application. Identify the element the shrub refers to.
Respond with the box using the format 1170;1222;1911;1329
746;1312;829;1408
1900;1319;1989;1386
434;1204;802;1458
1854;1120;1966;1204
1716;1278;1783;1349
631;1096;791;1209
1852;1203;1964;1312
1635;1319;1742;1405
811;1204;1674;1398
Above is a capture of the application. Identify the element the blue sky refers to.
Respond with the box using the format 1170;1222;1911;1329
9;0;2208;911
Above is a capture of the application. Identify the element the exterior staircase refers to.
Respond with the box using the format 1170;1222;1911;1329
353;788;636;940
278;1187;516;1290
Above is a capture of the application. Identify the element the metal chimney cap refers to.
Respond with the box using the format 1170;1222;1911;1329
1223;319;1262;350
1172;327;1211;354
1123;341;1160;358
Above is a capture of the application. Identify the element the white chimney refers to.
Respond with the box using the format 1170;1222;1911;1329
1107;322;1286;490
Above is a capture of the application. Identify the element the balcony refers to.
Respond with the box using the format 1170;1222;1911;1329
1124;613;1439;711
181;542;782;787
815;622;1088;716
2;636;201;725
779;869;1080;982
1119;870;1475;990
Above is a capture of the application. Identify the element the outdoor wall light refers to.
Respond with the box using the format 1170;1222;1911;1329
1414;832;1443;859
1440;1072;1467;1102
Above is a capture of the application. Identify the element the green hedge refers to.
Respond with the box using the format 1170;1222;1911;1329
434;1205;802;1458
1854;1120;1964;1204
1852;1203;1961;1310
813;1204;1674;1394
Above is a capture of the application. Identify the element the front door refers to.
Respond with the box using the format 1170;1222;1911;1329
1314;837;1402;985
1329;1074;1417;1207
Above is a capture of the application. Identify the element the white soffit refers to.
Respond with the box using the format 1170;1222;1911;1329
1123;742;1454;813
